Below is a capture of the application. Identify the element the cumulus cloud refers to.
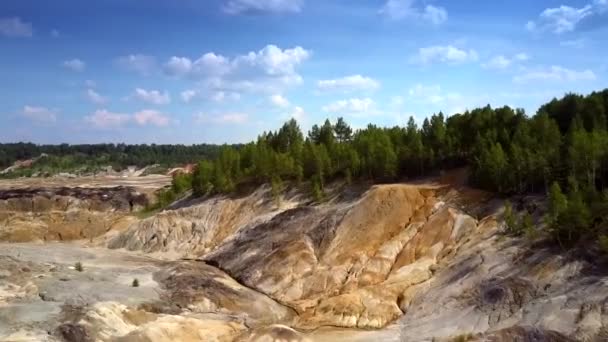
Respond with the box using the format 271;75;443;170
422;5;448;25
116;54;157;75
317;75;380;93
0;17;33;38
270;94;290;108
527;1;607;34
181;90;198;103
21;106;57;123
133;110;170;127
86;89;108;105
63;59;86;72
180;89;240;103
513;66;596;83
380;0;447;25
406;84;463;107
412;45;478;65
482;53;529;70
85;109;130;129
560;39;586;48
223;0;303;14
85;109;172;129
289;106;306;121
165;53;231;77
166;45;310;95
322;98;379;117
195;112;249;124
133;88;171;105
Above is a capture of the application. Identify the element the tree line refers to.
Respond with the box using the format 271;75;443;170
0;143;226;176
190;88;608;249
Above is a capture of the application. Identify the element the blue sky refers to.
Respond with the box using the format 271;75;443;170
0;0;607;144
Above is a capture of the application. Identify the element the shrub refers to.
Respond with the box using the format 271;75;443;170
74;262;83;272
132;278;140;287
311;179;324;202
503;200;519;235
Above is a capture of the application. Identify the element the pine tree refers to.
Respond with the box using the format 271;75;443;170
334;117;353;143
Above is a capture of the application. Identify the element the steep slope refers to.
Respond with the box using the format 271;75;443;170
0;186;148;242
5;180;608;341
105;182;608;341
108;186;303;257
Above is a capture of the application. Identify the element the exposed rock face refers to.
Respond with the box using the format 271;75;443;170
153;261;296;325
109;186;301;257
200;185;477;330
78;302;247;342
3;180;608;341
0;186;147;242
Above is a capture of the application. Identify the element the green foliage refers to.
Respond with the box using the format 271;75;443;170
599;235;608;254
6;89;608;250
503;200;518;234
271;175;284;206
451;333;474;342
311;177;324;202
74;262;83;272
521;212;536;239
172;173;192;194
0;143;224;177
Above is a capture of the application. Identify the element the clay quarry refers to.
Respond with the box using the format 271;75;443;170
0;173;606;342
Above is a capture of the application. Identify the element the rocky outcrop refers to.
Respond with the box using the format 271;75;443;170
106;182;608;340
0;186;147;242
4;180;608;341
108;186;302;257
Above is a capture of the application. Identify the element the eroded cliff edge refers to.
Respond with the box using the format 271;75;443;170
2;181;607;341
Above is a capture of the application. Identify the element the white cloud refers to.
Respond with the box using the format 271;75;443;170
86;89;108;105
223;0;303;14
270;94;290;108
116;54;156;75
211;91;241;102
165;53;231;77
0;17;33;38
180;89;240;103
412;45;478;65
322;98;379;117
513;66;596;83
526;1;607;34
560;39;586;48
422;5;448;25
482;53;529;70
85;109;130;129
317;75;380;93
406;84;463;108
181;89;198;103
133;88;171;105
408;84;441;98
22;106;57;123
483;55;512;69
63;59;86;72
133;110;170;127
380;0;448;25
289;106;306;121
195;112;249;124
166;45;310;95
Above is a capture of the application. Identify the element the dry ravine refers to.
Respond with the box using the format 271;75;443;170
1;177;607;341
